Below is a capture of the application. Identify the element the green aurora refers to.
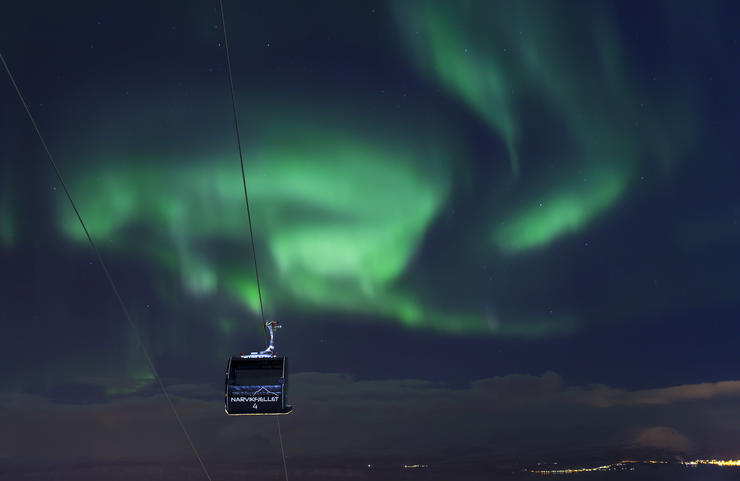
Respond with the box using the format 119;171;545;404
394;1;692;253
54;93;576;337
39;1;693;340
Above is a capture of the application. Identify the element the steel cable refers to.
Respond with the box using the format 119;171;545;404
1;52;214;481
215;3;290;480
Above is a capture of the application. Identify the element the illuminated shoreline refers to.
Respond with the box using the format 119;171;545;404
531;458;740;474
683;459;740;467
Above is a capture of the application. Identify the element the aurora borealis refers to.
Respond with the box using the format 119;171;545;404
56;96;461;332
2;0;740;479
394;1;693;255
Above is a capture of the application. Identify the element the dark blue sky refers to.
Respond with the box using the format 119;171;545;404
2;0;740;478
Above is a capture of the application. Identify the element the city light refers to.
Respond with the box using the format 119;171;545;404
684;459;740;467
531;459;740;475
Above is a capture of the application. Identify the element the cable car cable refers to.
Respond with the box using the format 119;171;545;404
276;416;290;481
0;52;214;481
215;0;267;340
214;3;290;480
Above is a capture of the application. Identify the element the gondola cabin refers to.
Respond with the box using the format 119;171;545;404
225;322;293;415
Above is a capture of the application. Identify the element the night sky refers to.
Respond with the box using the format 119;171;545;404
2;0;740;479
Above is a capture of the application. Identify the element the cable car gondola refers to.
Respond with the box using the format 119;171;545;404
225;321;293;415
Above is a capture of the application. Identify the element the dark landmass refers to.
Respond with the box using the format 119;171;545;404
3;460;740;481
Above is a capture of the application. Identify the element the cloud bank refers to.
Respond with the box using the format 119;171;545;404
3;372;740;474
